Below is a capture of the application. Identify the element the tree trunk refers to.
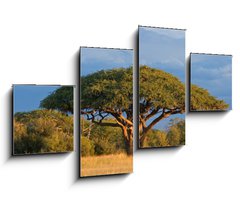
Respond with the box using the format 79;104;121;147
139;127;149;148
121;126;133;156
125;137;133;156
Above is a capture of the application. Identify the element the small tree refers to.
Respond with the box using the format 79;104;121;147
167;118;185;146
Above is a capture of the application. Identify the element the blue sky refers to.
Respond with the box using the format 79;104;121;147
139;26;186;130
191;53;232;110
81;47;133;76
13;85;60;113
139;26;185;82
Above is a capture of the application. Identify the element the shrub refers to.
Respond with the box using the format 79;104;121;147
81;136;95;156
167;119;185;146
143;129;169;147
14;110;73;154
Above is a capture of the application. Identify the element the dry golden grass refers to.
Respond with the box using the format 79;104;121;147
81;153;133;177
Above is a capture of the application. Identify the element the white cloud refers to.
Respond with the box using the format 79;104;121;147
141;26;185;40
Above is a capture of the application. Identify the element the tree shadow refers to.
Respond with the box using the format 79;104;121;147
5;88;13;161
71;49;81;183
131;28;139;152
72;172;130;185
135;145;183;156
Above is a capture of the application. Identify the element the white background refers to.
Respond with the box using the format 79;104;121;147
0;0;239;199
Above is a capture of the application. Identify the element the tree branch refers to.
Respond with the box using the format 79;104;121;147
139;108;184;145
145;107;160;121
146;108;183;131
139;116;147;129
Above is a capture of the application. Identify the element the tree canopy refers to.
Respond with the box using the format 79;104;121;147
81;67;133;110
79;65;230;150
190;84;229;111
140;65;185;110
40;86;74;114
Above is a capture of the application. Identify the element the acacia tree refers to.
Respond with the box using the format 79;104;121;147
40;86;74;114
40;66;229;152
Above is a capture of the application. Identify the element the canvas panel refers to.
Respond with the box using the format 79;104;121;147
13;85;74;155
138;26;186;148
80;47;133;177
190;53;232;111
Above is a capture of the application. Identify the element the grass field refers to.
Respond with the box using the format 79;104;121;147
80;153;133;177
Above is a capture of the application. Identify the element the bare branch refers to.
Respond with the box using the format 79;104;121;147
145;107;160;121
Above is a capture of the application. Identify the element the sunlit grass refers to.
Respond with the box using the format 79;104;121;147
81;153;133;177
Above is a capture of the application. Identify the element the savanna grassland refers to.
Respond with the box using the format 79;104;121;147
81;153;133;177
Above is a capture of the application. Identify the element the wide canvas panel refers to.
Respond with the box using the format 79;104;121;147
138;26;186;148
80;47;133;177
13;85;74;155
190;53;232;111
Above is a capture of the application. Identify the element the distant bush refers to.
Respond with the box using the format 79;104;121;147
80;118;126;156
142;118;185;148
81;136;95;156
14;110;73;154
143;129;169;147
167;119;185;146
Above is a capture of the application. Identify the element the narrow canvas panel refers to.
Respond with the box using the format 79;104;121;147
13;85;74;155
138;26;186;148
80;47;133;177
190;53;232;111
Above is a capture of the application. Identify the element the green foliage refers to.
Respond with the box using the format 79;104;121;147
142;118;185;148
81;67;133;110
140;65;185;109
81;136;95;156
81;65;187;112
80;66;227;150
167;118;185;146
14;110;73;154
191;84;229;111
40;86;74;114
91;122;125;155
143;129;169;147
80;118;126;156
